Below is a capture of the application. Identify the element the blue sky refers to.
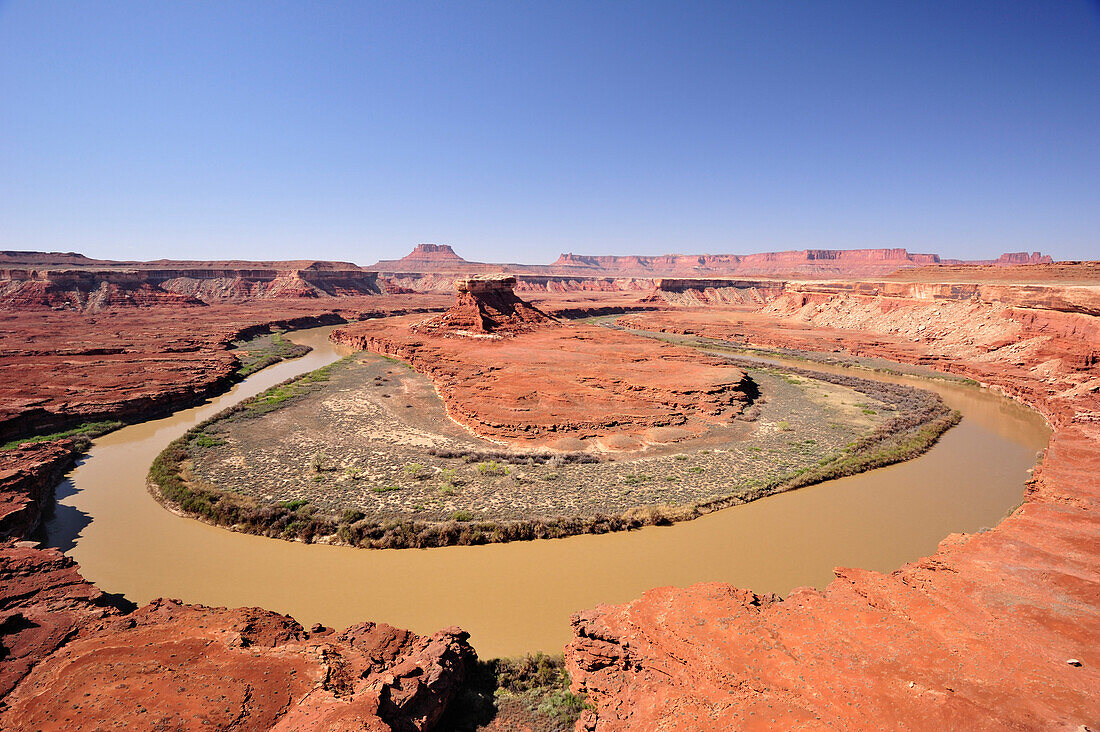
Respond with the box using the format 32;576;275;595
1;1;1097;264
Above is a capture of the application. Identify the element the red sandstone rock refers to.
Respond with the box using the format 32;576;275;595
0;440;84;539
566;268;1100;730
414;275;557;335
0;548;475;731
548;248;1053;278
332;312;751;450
0;295;449;441
0;542;120;700
0;255;384;312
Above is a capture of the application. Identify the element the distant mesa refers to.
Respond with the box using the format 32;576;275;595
993;252;1053;265
369;243;490;273
401;243;468;263
414;274;556;336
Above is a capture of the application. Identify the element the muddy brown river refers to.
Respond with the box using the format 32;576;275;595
45;325;1050;658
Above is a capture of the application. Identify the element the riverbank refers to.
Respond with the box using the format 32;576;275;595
148;331;958;549
565;295;1098;730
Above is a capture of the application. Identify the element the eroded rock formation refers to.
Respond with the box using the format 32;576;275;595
332;310;752;450
0;552;475;731
0;255;382;311
413;275;556;335
566;267;1100;730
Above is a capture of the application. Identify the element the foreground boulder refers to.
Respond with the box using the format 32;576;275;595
0;543;475;731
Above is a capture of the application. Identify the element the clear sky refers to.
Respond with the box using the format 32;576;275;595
1;1;1097;265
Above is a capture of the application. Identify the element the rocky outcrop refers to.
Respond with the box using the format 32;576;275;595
0;294;478;730
370;244;486;274
645;278;787;306
0;553;476;731
566;271;1100;730
0;441;85;539
332;315;752;449
413;275;556;335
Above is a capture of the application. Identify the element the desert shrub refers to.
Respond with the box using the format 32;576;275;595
193;433;225;448
537;689;590;723
341;508;365;523
476;460;509;476
495;652;568;693
427;446;599;466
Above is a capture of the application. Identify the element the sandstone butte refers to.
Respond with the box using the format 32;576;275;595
0;250;1097;730
331;275;752;450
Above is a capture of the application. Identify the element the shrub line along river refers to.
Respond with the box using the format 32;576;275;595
45;324;1050;658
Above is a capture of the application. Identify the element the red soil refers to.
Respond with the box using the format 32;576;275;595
565;275;1100;730
0;296;448;441
332;278;750;450
333;314;751;451
0;293;477;731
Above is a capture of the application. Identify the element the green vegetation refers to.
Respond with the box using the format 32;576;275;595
477;460;509;476
341;509;365;523
1;420;122;451
437;652;590;730
231;331;311;377
192;432;225;448
281;498;309;511
156;329;964;552
242;358;349;416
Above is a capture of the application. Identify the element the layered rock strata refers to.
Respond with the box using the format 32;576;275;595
332;303;751;449
0;258;381;311
413;275;556;335
0;296;449;441
566;274;1100;730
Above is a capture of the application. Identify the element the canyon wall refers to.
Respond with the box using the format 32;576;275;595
566;273;1100;730
369;244;1053;278
0;293;474;731
0;258;381;311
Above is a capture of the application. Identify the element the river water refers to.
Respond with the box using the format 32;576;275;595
45;325;1050;658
